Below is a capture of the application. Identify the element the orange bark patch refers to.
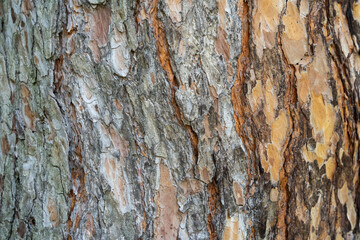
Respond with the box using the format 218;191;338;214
180;179;203;198
178;39;186;57
17;221;27;238
281;1;307;64
67;104;88;238
264;78;278;123
346;196;357;230
103;158;129;212
249;80;263;112
266;111;289;183
257;0;284;30
253;0;284;57
87;6;111;47
165;0;182;23
302;93;337;167
88;40;101;62
308;42;332;100
54;56;64;93
20;85;36;130
20;85;30;98
271;110;288;148
282;2;306;40
338;182;349;205
270;187;279;202
113;99;123;111
275;174;289;240
154;164;181;239
85;213;95;237
259;143;270;172
218;0;226;28
109;126;129;161
1;137;9;155
21;0;33;17
353;2;360;23
334;3;354;57
223;215;240;239
47;198;60;227
233;182;244;206
325;157;336;181
296;70;310;104
231;0;253;190
200;167;211;183
203;115;212;139
267;144;281;182
310;93;335;143
215;0;235;78
207;180;220;240
215;28;230;62
24;104;35;130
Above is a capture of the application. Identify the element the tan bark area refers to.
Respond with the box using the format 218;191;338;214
232;0;360;238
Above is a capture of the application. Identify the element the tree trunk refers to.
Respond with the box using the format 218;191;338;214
0;0;359;239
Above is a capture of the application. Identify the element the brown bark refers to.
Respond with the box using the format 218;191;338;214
0;0;359;239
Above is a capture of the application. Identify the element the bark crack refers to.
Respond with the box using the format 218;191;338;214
275;5;300;238
149;0;199;163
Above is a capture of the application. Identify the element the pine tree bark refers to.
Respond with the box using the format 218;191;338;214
0;0;359;239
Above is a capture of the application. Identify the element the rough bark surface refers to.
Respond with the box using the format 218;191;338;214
0;0;359;239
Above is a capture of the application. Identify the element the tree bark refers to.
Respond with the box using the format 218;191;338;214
0;0;359;239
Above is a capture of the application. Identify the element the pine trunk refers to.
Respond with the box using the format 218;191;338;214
0;0;359;239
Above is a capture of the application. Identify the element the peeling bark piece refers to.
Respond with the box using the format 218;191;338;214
223;215;240;239
87;6;111;47
47;198;60;227
1;137;9;155
215;28;231;62
165;0;182;23
338;182;349;205
253;0;285;58
154;164;181;239
21;0;33;17
308;41;333;101
282;1;308;64
110;28;130;77
233;182;244;206
17;221;26;238
102;156;130;213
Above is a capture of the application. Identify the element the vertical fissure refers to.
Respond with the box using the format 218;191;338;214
149;0;199;163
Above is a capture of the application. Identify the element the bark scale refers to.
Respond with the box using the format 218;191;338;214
0;0;359;239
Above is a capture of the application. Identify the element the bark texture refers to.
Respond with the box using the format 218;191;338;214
0;0;359;239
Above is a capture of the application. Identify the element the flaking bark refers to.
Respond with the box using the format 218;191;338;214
0;0;359;239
